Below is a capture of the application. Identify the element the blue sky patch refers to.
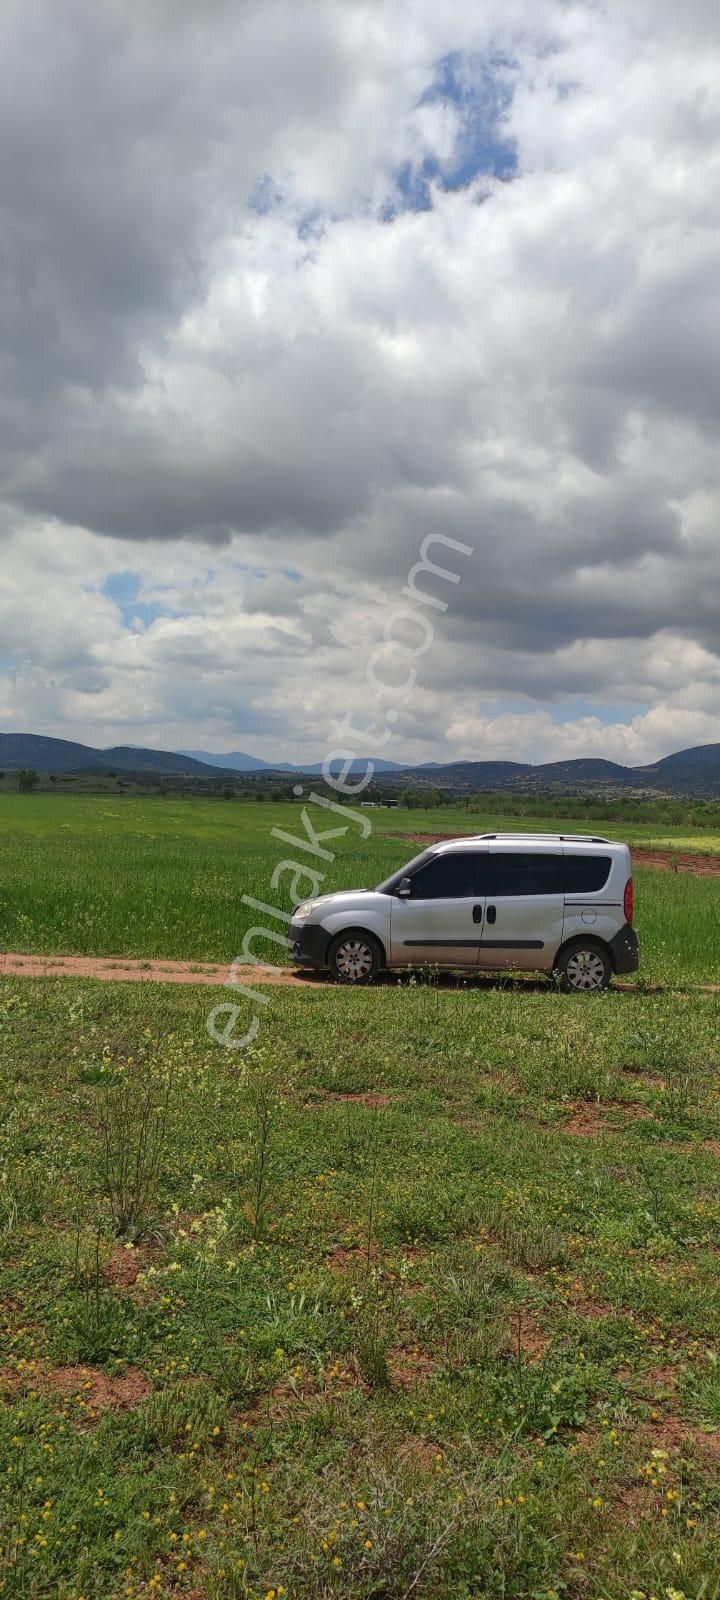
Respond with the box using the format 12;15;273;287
547;699;647;726
103;572;172;629
388;49;517;216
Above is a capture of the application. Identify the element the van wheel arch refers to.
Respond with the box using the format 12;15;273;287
556;933;614;971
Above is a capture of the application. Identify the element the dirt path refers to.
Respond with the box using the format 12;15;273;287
0;951;317;987
390;834;720;878
631;847;720;877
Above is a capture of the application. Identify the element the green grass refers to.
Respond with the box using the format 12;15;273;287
1;794;719;985
2;976;720;1599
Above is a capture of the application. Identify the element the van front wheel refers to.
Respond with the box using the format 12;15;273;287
556;940;612;993
328;931;382;985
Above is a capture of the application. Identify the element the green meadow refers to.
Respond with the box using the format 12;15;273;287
1;793;719;1598
0;794;719;984
2;978;720;1600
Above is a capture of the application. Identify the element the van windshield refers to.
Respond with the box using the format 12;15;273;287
376;848;435;894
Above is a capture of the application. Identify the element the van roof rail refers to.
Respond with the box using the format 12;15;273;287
466;831;611;844
560;835;610;844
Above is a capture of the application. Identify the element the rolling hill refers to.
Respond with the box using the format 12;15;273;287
3;731;720;796
0;733;237;779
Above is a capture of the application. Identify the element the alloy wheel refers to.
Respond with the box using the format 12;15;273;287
565;949;607;991
334;939;375;982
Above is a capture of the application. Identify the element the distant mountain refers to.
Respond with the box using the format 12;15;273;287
393;746;720;797
515;758;634;785
409;759;530;781
3;731;720;797
0;732;106;772
0;732;237;778
180;748;405;774
0;732;404;780
292;757;405;775
179;749;283;772
652;743;720;775
99;746;231;776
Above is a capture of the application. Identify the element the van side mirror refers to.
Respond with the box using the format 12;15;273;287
396;877;412;897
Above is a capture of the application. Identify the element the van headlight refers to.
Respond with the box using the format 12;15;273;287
293;900;319;921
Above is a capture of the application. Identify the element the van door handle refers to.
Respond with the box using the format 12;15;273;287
472;904;483;923
486;904;497;925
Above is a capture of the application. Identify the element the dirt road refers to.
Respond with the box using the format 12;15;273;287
0;952;317;987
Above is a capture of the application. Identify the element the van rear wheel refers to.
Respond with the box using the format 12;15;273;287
328;931;382;986
556;940;612;993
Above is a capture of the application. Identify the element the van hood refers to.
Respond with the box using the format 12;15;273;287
293;888;373;912
314;888;372;903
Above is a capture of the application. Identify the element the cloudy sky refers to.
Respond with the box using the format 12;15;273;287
2;0;720;767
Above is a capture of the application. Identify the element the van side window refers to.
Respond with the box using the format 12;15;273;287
409;851;485;899
561;855;612;893
491;853;561;895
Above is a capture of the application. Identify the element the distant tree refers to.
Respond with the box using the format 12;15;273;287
223;786;234;801
17;769;39;792
158;779;169;796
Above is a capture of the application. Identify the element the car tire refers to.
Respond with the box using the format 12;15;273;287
555;939;612;993
327;931;383;986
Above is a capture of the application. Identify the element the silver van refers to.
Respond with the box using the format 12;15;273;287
287;833;638;991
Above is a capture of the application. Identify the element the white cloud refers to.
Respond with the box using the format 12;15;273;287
2;0;720;765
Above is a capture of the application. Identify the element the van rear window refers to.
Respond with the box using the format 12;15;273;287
490;853;612;895
562;855;612;893
492;854;561;895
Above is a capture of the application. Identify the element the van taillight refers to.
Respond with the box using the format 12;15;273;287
624;878;634;924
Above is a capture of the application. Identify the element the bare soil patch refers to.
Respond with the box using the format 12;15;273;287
399;1435;443;1471
565;1293;615;1320
47;1363;150;1412
606;1099;654;1120
633;847;720;877
387;1347;438;1388
562;1104;612;1136
240;1363;358;1427
645;1365;678;1393
318;1090;393;1108
620;1065;666;1087
325;1244;362;1273
636;1416;720;1460
511;1314;549;1362
104;1241;150;1289
561;1100;651;1136
612;1483;650;1526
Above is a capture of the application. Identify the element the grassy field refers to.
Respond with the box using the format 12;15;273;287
2;796;720;1596
1;794;719;985
2;977;720;1600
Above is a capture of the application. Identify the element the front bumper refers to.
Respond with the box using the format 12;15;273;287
609;923;640;975
287;919;331;969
